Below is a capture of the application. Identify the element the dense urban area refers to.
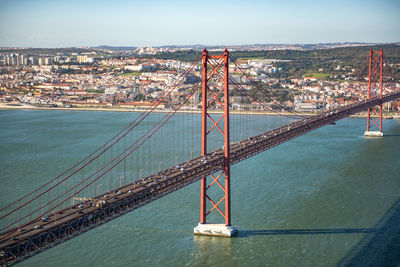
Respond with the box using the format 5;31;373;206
1;43;399;114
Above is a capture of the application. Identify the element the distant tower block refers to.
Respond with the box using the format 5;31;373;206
194;49;237;237
364;49;384;137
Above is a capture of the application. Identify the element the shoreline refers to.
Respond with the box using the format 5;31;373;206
0;103;398;119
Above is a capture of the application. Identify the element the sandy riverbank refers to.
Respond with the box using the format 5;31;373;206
0;102;308;116
0;102;398;118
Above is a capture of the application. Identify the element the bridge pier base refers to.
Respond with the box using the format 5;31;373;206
364;131;384;137
194;223;238;237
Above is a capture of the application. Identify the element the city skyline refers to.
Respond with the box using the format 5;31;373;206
0;0;399;48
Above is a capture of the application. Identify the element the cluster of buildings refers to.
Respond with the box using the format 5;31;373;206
0;54;199;109
0;52;96;66
0;51;399;113
1;53;57;66
290;77;400;112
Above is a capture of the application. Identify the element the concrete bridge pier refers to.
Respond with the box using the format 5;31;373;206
364;131;384;137
194;223;238;237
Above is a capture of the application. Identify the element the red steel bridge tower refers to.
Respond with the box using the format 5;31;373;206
364;49;384;137
397;99;400;117
194;49;237;237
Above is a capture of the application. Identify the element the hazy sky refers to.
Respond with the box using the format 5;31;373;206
0;0;399;47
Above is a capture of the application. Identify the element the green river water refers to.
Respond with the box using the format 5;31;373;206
0;109;399;266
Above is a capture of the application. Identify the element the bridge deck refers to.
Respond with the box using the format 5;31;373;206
1;91;400;265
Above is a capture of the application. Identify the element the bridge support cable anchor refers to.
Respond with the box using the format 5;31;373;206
365;49;384;137
194;49;237;237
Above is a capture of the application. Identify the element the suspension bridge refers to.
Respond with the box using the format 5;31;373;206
1;49;399;265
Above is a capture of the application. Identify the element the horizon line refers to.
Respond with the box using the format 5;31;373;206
1;41;400;50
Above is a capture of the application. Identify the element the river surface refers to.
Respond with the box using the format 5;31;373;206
1;109;400;266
